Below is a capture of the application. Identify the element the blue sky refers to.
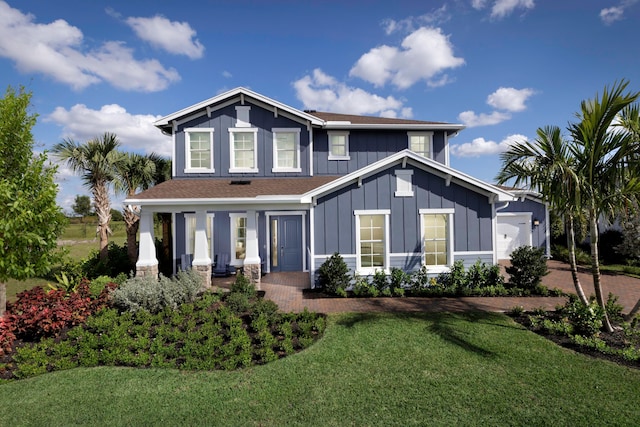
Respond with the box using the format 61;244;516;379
1;0;639;213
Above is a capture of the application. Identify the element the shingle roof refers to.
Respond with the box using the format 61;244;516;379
308;111;449;126
131;176;341;200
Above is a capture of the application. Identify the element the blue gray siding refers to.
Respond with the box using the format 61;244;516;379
313;130;450;175
174;102;309;178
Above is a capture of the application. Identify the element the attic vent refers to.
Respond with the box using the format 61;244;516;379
230;180;251;185
304;109;317;113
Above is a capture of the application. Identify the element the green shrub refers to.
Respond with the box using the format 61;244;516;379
317;253;351;295
372;269;389;292
90;275;117;298
352;276;378;297
506;246;549;291
605;292;624;323
551;244;591;265
225;292;250;314
112;269;203;314
389;267;407;293
561;296;604;337
82;242;134;279
230;273;257;297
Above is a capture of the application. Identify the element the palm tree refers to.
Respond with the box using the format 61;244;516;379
53;133;124;261
497;126;589;305
568;80;640;332
113;153;157;265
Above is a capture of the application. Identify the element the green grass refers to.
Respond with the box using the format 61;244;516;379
1;312;639;426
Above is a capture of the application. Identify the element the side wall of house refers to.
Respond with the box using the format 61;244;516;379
312;164;494;279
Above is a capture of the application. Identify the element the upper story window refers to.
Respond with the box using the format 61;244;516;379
408;132;433;158
229;128;258;173
328;131;350;160
185;128;214;173
272;128;301;173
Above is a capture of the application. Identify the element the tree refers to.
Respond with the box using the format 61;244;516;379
568;80;640;332
53;133;124;261
72;194;92;219
497;126;589;305
0;86;66;315
113;152;157;265
150;156;173;276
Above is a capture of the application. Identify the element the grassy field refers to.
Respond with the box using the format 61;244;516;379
1;312;639;426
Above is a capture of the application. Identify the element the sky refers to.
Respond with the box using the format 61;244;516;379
1;0;639;214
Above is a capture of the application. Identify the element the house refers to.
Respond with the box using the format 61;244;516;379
125;87;549;288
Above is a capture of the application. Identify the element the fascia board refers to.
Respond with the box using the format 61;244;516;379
321;123;466;131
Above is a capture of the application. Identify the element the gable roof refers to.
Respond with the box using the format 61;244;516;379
302;149;515;203
153;87;464;134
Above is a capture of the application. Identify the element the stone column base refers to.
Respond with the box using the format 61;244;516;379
243;263;261;290
193;264;212;289
136;264;159;279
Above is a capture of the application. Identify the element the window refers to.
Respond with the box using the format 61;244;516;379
408;132;433;158
229;213;247;265
185;128;214;172
355;210;390;274
229;128;258;173
420;208;454;270
184;213;214;258
328;131;350;160
394;170;414;197
272;128;301;172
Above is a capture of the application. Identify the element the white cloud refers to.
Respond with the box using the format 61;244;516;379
125;15;204;59
382;6;450;35
472;0;535;19
450;134;527;157
293;69;411;118
487;87;535;112
47;104;172;157
350;27;464;89
458;110;511;127
0;1;179;91
600;1;638;25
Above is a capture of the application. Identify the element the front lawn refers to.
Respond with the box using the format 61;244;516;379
1;312;639;426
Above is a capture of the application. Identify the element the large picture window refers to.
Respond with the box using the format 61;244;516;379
420;208;454;270
272;128;301;172
408;132;433;158
355;210;390;274
185;128;214;172
229;128;258;172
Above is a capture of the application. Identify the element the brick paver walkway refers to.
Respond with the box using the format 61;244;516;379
212;260;640;314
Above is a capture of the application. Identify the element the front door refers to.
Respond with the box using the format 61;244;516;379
270;215;303;272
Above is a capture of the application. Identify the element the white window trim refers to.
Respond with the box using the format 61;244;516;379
354;209;390;275
272;128;302;173
184;128;214;173
408;131;434;159
184;213;215;258
394;169;414;197
328;131;350;160
419;208;454;274
229;213;248;266
229;127;259;173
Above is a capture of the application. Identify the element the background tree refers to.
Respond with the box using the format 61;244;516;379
150;156;173;276
72;194;92;220
114;152;157;265
0;86;66;315
53;133;124;261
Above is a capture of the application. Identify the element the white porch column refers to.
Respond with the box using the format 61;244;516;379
192;209;212;288
243;210;261;288
136;210;158;278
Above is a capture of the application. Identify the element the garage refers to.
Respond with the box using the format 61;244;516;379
496;213;532;260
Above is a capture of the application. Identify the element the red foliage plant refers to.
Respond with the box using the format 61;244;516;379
0;279;117;355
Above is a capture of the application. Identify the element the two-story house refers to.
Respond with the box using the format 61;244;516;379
126;87;549;288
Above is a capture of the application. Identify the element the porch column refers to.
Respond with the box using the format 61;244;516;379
243;210;261;288
136;210;158;278
192;209;212;288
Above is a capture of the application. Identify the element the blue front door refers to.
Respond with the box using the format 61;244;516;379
270;215;302;272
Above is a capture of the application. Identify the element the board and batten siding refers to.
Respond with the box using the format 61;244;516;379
313;165;494;263
174;102;310;178
313;130;448;176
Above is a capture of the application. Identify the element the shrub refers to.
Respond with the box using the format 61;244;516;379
82;242;134;279
230;273;257;297
506;246;548;291
561;295;604;337
605;292;624;323
112;269;203;314
551;244;591;265
599;229;624;265
352;276;379;297
225;292;250;314
317;253;350;295
389;267;407;293
89;275;118;298
372;269;389;292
